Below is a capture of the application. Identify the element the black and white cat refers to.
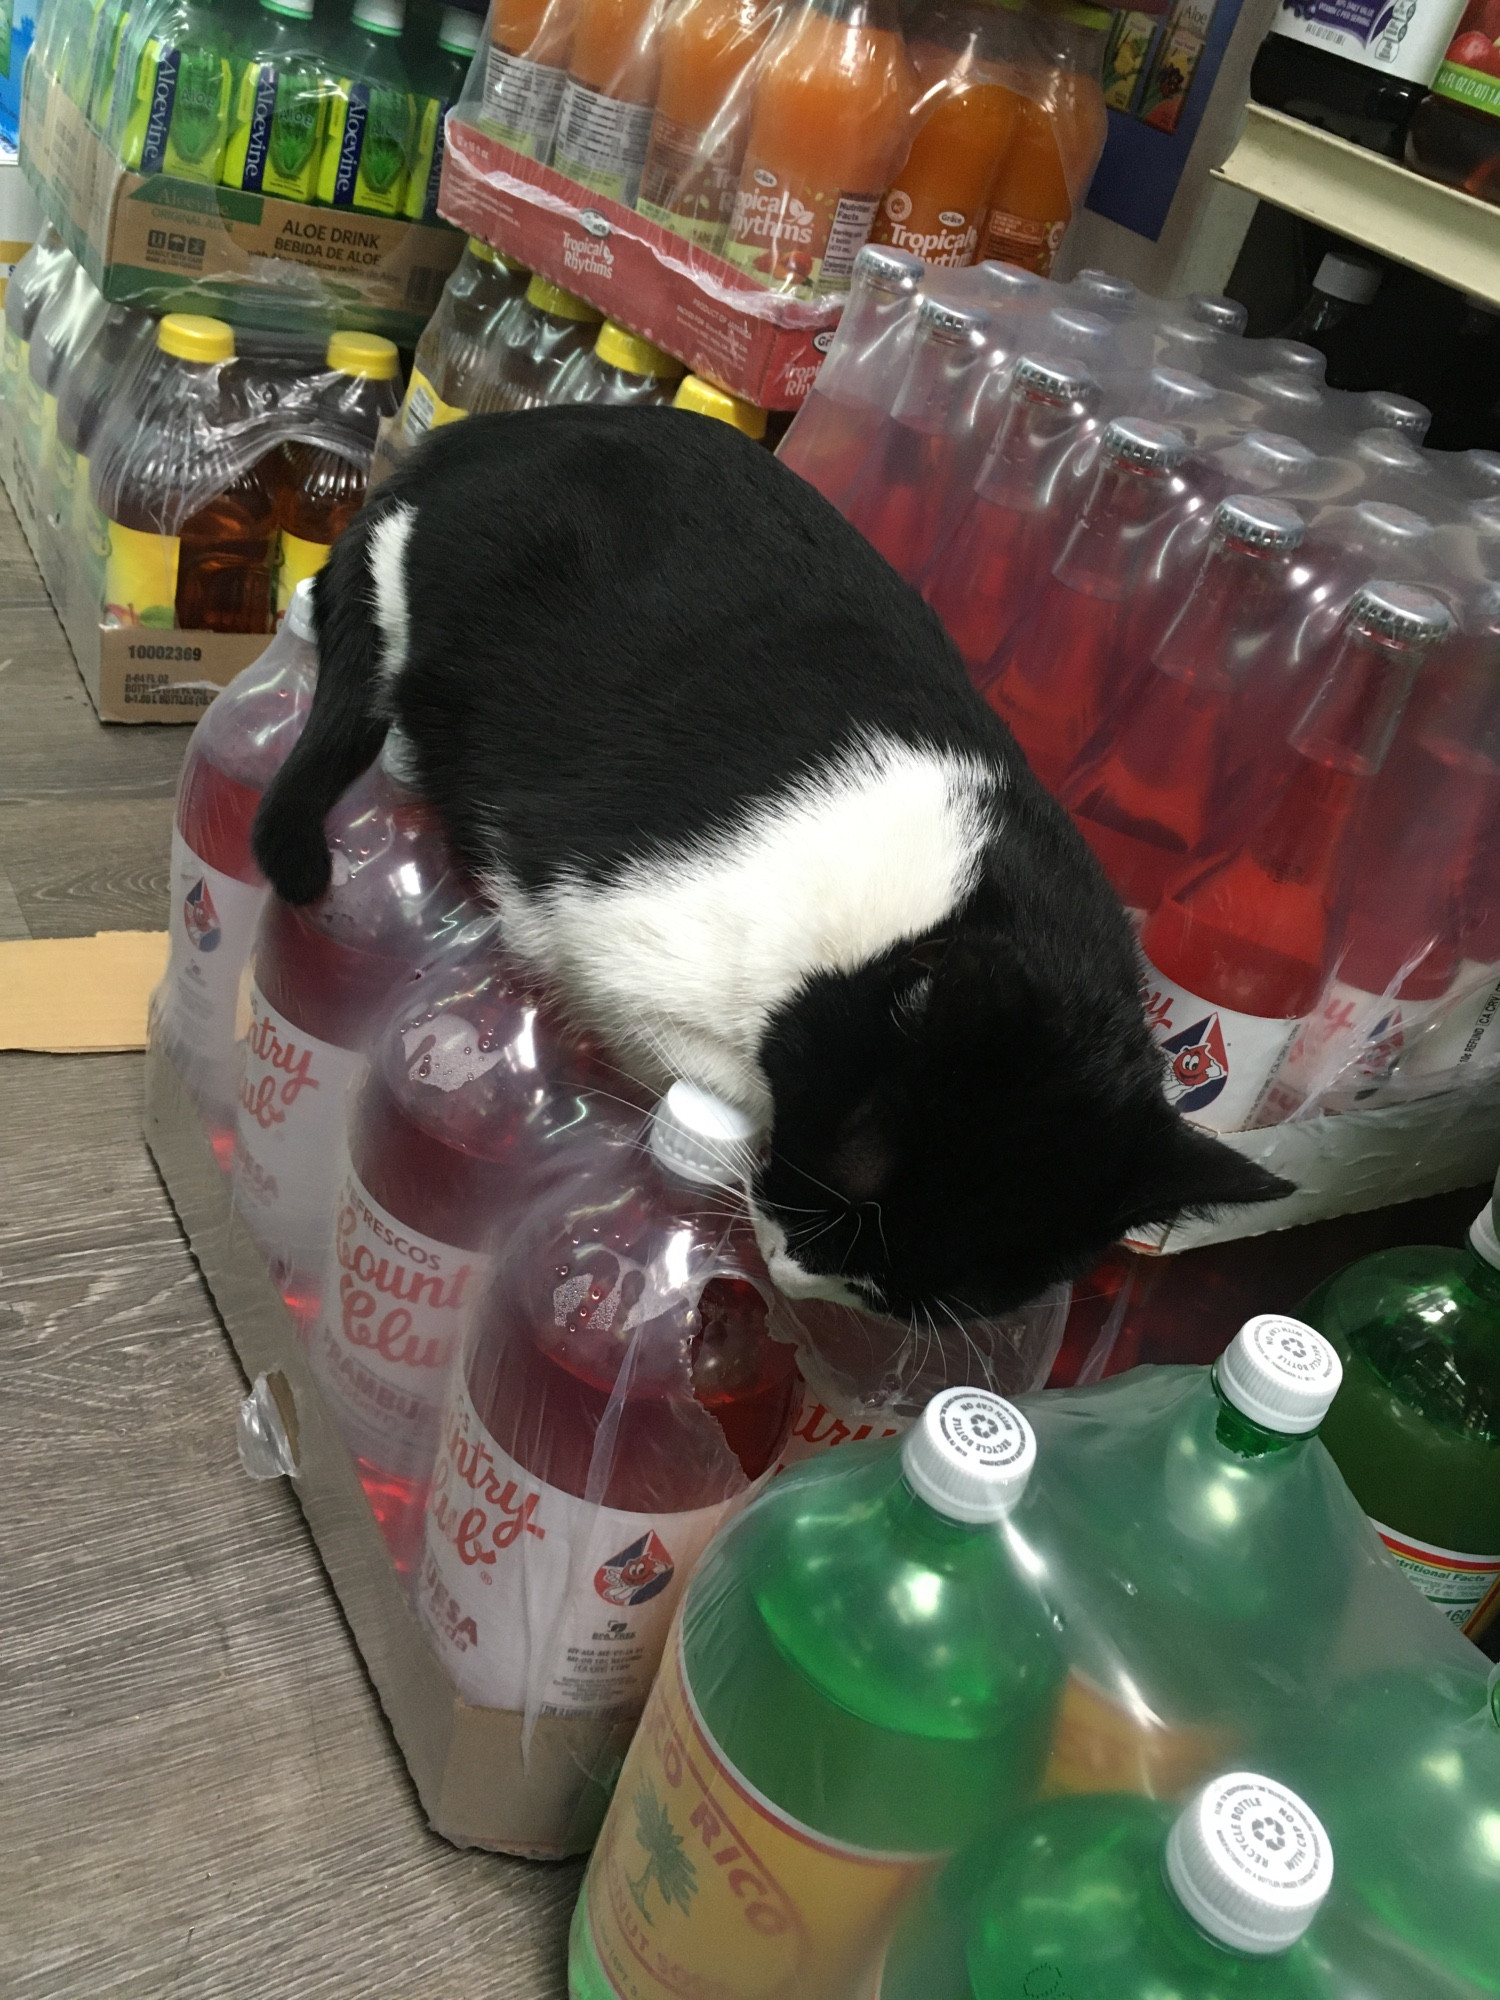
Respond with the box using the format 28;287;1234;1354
254;405;1286;1321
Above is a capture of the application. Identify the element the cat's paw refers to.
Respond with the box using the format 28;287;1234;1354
252;812;333;907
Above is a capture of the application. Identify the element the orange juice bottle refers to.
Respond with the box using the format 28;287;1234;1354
724;0;915;298
636;0;775;247
480;0;579;156
870;0;1025;269
551;0;668;201
980;0;1108;277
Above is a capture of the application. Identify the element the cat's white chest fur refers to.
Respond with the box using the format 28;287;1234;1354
483;735;998;1118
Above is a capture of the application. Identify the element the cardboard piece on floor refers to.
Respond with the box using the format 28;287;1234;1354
0;932;168;1052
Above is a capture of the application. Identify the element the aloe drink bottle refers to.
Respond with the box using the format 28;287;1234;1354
570;1388;1063;2000
1297;1170;1500;1639
222;0;334;199
404;2;482;219
318;0;419;215
114;0;240;182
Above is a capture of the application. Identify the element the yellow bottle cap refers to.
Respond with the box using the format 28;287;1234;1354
468;237;527;274
525;275;602;323
327;330;400;379
157;313;235;364
594;319;684;380
672;375;767;440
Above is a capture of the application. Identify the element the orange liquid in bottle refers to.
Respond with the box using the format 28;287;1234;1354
724;0;914;298
871;33;1021;268
483;0;578;155
174;466;278;634
552;0;667;199
981;1;1107;277
637;0;773;246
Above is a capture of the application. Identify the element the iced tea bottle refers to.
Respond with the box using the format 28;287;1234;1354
275;331;403;616
404;2;483;218
0;227;68;394
113;0;239;181
723;0;915;300
552;0;668;200
317;0;420;216
1138;584;1451;1134
222;0;335;201
91;313;279;635
160;583;318;1157
545;317;685;404
417;1081;800;1710
869;0;1025;271
479;0;578;153
468;273;603;409
979;0;1109;277
672;372;767;436
28;263;109;541
52;303;154;597
636;0;774;248
396;239;530;443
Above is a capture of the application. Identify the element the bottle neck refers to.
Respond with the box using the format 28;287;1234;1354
891;327;987;434
1291;623;1429;779
1153;540;1290;692
1054;457;1178;599
888;1468;1001;1550
1460;1217;1500;1310
1208;1374;1309;1458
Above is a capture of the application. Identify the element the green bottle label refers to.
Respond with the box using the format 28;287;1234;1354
223;60;328;199
1432;57;1500;116
122;39;233;182
317;79;414;213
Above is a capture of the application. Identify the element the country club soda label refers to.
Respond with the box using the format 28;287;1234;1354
774;1394;906;1472
308;1166;488;1477
418;1380;732;1717
1370;1520;1500;1632
234;983;361;1277
1141;963;1303;1134
163;829;264;1065
583;1631;940;2000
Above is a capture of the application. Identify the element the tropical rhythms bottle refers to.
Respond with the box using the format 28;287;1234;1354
979;0;1109;277
479;0;577;154
570;1388;1062;2000
636;0;772;248
551;0;667;202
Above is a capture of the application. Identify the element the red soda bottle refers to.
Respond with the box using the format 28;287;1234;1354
417;1081;800;1719
775;243;923;507
1138;582;1453;1133
159;579;317;1160
308;951;621;1571
984;417;1189;792
1062;496;1306;921
234;737;487;1322
921;352;1100;672
841;295;992;581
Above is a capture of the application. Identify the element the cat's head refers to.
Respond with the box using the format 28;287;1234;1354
749;914;1290;1321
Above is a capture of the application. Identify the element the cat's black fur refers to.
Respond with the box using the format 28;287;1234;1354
254;406;1288;1320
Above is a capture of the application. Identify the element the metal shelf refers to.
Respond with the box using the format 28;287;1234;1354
1214;102;1500;306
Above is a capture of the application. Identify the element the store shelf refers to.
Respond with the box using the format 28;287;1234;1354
1213;102;1500;306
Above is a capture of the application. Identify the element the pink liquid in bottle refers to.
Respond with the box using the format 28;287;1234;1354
308;951;632;1572
1138;583;1452;1133
160;582;317;1162
417;1082;800;1718
234;739;487;1326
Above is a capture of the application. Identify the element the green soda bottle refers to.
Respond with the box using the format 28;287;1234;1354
962;1773;1336;1999
403;0;480;220
115;0;239;182
1023;1316;1345;1800
1297;1173;1500;1642
571;1388;1063;2000
317;0;418;215
222;0;333;200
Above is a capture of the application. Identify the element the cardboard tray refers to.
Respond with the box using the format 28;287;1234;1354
436;115;842;409
143;1044;633;1855
21;60;463;344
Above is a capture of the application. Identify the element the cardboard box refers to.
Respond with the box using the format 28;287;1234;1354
144;1044;632;1855
0;146;42;307
20;60;463;345
437;116;843;410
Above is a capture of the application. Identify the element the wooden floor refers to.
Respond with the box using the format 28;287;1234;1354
0;490;578;1999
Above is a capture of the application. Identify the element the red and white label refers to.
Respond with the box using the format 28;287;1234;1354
162;829;265;1072
1372;1518;1500;1632
1141;961;1304;1134
308;1167;488;1479
775;1395;906;1473
233;983;361;1279
418;1379;733;1717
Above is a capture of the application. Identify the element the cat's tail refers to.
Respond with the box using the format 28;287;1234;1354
251;498;405;905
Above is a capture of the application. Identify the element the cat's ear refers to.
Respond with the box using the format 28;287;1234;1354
1119;1113;1293;1232
828;1087;903;1204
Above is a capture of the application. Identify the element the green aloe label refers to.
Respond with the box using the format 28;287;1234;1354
359;84;411;196
168;45;229;167
271;70;323;179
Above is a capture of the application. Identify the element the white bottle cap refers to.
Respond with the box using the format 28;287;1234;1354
285;577;317;641
649;1081;760;1188
1165;1772;1333;1956
1216;1315;1342;1434
1314;252;1382;306
353;0;404;32
1470;1196;1500;1271
439;5;481;50
901;1388;1036;1524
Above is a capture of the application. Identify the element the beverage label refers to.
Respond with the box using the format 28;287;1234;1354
1;324;21;382
585;1632;940;1999
871;186;979;267
1370;1519;1500;1632
224;60;328;200
319;80;415;214
162;827;265;1069
481;43;567;157
124;40;234;181
1040;1667;1236;1802
309;1166;486;1479
1274;969;1500;1112
1268;0;1468;84
404;90;450;221
774;1395;905;1472
1137;0;1216;132
398;366;470;442
1140;961;1304;1134
1102;9;1161;110
551;79;656;205
981;205;1067;277
726;162;880;298
234;983;361;1279
637;113;737;249
418;1381;733;1715
104;517;180;629
1408;966;1500;1075
53;435;80;512
275;527;332;616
